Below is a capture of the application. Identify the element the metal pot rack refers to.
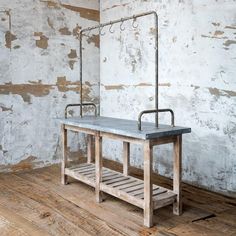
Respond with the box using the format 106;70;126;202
65;11;175;130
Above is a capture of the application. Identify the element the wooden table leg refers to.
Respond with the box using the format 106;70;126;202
61;124;68;185
87;135;94;163
173;135;182;215
95;133;103;203
144;140;153;227
123;142;130;176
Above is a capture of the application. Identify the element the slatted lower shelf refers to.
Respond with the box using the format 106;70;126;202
65;163;177;210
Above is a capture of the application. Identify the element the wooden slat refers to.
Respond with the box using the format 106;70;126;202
153;192;177;209
95;134;103;203
123;142;130;176
110;179;136;188
102;174;121;181
65;168;95;187
143;140;153;227
150;135;176;147
100;183;143;209
173;135;182;215
87;135;95;163
103;177;129;185
65;124;97;135
138;188;166;199
100;131;144;144
61;124;68;185
117;182;141;190
121;183;144;192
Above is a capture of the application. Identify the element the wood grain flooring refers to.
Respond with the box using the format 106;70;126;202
0;159;235;236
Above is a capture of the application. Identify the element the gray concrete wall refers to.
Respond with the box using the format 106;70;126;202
100;1;236;196
0;0;99;172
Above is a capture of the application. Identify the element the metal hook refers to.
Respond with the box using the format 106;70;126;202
99;26;105;36
109;22;115;34
120;19;125;31
132;17;138;28
87;27;91;37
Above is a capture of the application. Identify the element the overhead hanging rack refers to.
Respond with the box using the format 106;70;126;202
65;11;175;130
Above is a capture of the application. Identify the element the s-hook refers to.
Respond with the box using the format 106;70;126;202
120;19;125;31
99;26;106;36
132;17;138;28
109;22;115;33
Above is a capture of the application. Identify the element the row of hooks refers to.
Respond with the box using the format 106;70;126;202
86;17;139;37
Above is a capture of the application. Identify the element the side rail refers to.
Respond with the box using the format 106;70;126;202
138;109;175;130
65;103;97;118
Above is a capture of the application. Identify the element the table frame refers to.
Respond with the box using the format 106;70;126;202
61;124;182;227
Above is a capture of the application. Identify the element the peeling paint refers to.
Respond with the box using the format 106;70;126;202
225;25;236;30
159;83;171;87
47;17;54;29
59;27;71;35
87;34;99;48
209;87;236;98
5;31;17;49
223;40;236;47
68;60;76;70
40;0;60;9
104;85;125;90
68;49;77;59
0;81;53;103
0;105;13;112
212;22;220;27
61;4;99;22
34;32;49;49
72;24;82;37
214;30;224;36
201;34;227;39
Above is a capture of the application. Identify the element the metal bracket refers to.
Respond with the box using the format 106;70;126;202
65;103;97;118
138;109;175;131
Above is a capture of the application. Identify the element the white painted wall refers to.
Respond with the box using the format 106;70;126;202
100;1;236;196
0;0;99;171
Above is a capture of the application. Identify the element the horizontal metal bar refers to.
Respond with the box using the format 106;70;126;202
65;103;97;118
80;11;157;34
138;109;175;131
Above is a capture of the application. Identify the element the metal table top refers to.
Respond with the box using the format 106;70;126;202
59;116;191;140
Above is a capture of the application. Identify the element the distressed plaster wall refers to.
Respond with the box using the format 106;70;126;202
100;1;236;196
0;0;99;172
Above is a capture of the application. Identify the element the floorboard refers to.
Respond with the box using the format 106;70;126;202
0;160;235;236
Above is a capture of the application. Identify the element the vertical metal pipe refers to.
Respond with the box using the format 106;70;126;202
79;32;83;117
154;13;159;127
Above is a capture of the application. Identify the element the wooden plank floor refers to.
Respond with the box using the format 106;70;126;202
0;159;235;236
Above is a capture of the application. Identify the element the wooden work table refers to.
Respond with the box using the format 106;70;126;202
59;116;191;227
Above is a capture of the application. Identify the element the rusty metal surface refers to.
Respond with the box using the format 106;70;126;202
78;11;161;127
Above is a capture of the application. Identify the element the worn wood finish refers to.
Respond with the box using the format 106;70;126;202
65;163;176;210
100;131;144;144
173;135;182;215
62;123;186;228
61;124;68;185
0;164;236;235
65;124;97;135
150;135;176;147
95;134;103;203
87;135;94;163
123;142;130;176
144;140;153;227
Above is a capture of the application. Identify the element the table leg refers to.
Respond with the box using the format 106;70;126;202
173;135;182;215
123;142;130;176
95;134;103;203
61;124;68;185
144;140;153;227
87;135;94;163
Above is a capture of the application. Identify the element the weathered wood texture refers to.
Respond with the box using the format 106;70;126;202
0;162;235;236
